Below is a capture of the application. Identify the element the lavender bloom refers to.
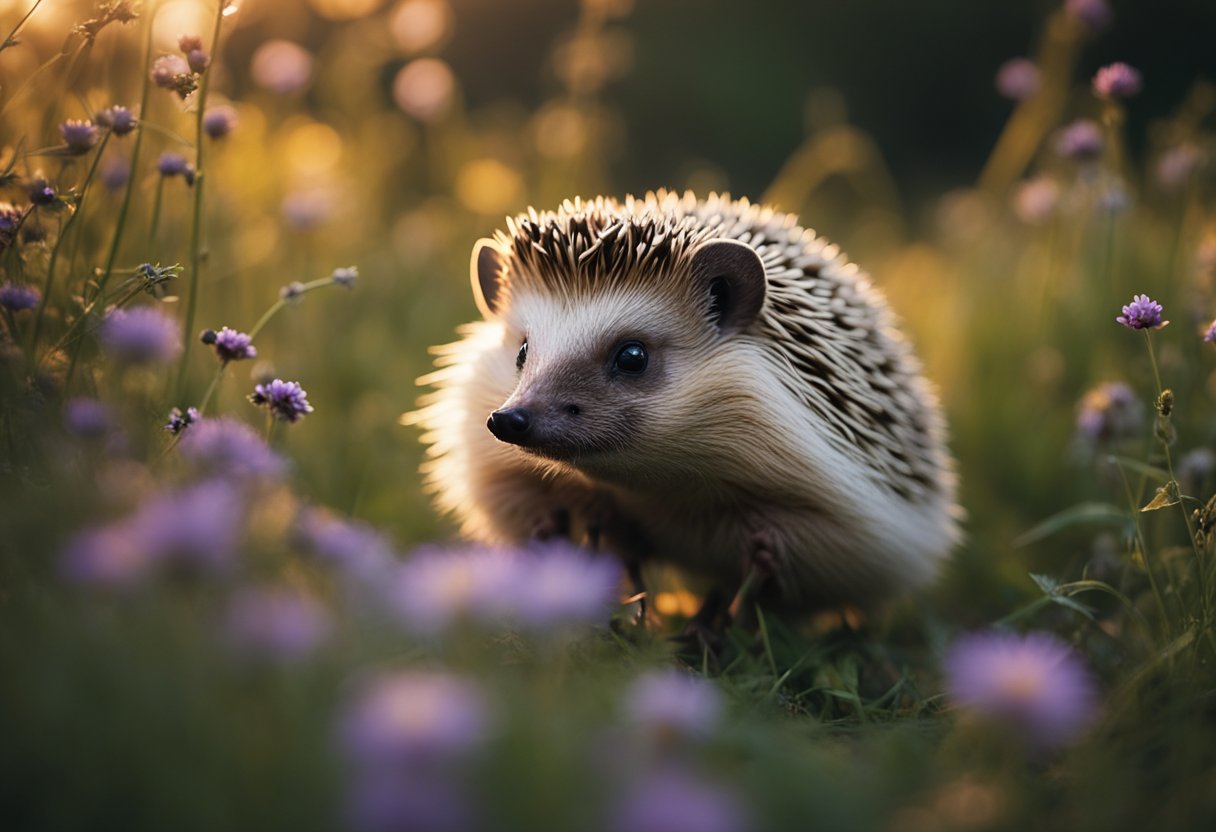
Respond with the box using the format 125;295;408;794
340;671;491;766
29;176;56;205
96;105;137;136
1093;62;1142;99
64;398;111;438
944;631;1098;748
1012;178;1060;225
157;152;196;185
345;772;476;832
510;542;622;631
62;480;244;586
59;119;100;154
331;266;358;288
995;58;1040;100
99;306;182;364
297;508;396;581
164;406;200;435
0;282;40;311
390;545;512;634
622;669;725;742
1205;319;1216;344
203;105;237;139
249;378;314;422
1157;145;1203;190
613;768;751;832
1055;119;1103;161
1116;294;1167;330
224;587;332;662
1065;0;1112;31
1076;381;1143;445
203;326;257;362
178;417;287;479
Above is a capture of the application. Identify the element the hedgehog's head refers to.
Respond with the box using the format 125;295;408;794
471;229;768;482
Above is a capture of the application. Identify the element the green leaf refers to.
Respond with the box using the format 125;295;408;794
1014;502;1131;547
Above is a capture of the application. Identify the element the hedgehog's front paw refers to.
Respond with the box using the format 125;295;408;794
529;508;570;542
729;528;786;626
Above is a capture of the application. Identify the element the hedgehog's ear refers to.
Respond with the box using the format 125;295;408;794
471;238;506;319
690;239;767;335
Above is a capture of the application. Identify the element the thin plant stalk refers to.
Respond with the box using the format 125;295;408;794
0;0;44;51
174;0;227;402
147;177;165;245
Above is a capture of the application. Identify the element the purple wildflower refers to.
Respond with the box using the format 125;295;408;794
151;54;189;85
280;190;333;230
224;586;332;662
509;542;622;631
1093;62;1142;99
612;768;751;832
157;152;196;185
1055;119;1103;161
340;671;491;766
178;34;204;53
249;378;314;422
179;35;210;73
1116;293;1167;330
61;480;244;587
345;772;476;832
96;105;137;136
0;282;41;311
1204;319;1216;344
99;306;182;364
203;326;257;362
101;158;130;191
331;266;358;288
944;630;1098;749
1065;0;1112;31
1076;381;1143;445
250;40;314;94
59;119;100;154
297;508;396;581
1012;177;1060;225
622;669;725;742
29;176;56;205
1157;145;1203;190
995;58;1040;101
178;417;287;479
202;104;237;139
164;406;200;435
64;398;111;438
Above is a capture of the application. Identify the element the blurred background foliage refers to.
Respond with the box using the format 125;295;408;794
4;0;1216;829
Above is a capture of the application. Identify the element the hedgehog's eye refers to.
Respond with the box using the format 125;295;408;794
516;339;528;370
612;341;648;375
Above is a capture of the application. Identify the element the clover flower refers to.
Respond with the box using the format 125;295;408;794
331;266;358;288
622;669;725;742
178;417;287;479
944;630;1098;749
29;176;56;205
59;119;100;154
99;306;182;364
157;152;196;185
0;281;40;311
250;378;314;422
202;326;257;363
224;586;332;662
340;671;492;767
995;58;1040;100
1093;62;1142;99
64;398;111;438
96;105;137;136
203;104;237;139
1076;381;1143;445
612;768;751;832
164;406;200;435
1116;294;1167;330
1055;119;1103;161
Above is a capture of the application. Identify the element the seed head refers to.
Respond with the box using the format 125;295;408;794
331;266;358;288
280;281;306;302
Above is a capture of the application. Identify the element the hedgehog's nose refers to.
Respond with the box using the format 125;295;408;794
487;406;532;443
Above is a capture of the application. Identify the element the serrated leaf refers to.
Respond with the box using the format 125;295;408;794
1014;502;1130;547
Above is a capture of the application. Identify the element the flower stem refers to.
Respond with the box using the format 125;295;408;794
174;0;227;403
0;0;45;52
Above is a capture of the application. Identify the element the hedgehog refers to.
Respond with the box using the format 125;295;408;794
413;191;960;612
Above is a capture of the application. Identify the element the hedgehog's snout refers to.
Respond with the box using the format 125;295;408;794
487;406;533;444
